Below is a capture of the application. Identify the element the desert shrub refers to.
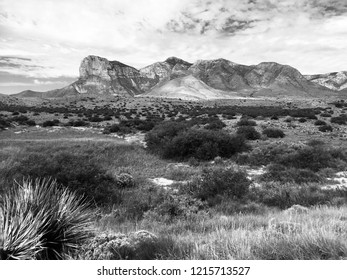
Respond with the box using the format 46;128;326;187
0;178;92;260
163;129;248;160
259;164;322;184
2;152;120;206
79;231;159;260
236;126;261;140
236;142;300;166
145;194;206;222
185;167;251;203
0;117;11;130
298;118;307;123
42;119;60;127
331;116;346;125
145;121;189;155
115;173;136;189
204;119;226;130
319;125;333;132
320;113;332;117
278;145;347;172
237;118;257;126
11;115;29;125
249;182;347;209
25;119;36;126
314;120;326;126
262;128;285;138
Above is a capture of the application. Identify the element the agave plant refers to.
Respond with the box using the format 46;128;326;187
0;178;94;260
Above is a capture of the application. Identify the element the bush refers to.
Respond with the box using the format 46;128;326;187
249;182;347;209
185;167;251;203
331;116;346;125
319;125;333;132
145;121;189;155
3;152;120;206
0;178;92;260
314;120;326;126
259;164;322;184
236;126;261;140
262;128;285;138
162;129;248;160
42;119;60;127
237;119;257;126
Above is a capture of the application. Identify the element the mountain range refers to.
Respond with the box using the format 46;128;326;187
12;55;347;101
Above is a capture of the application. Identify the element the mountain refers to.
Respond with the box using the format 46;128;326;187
305;71;347;91
145;75;242;100
12;55;342;100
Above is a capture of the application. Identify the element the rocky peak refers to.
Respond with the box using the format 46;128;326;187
305;71;347;91
164;57;192;67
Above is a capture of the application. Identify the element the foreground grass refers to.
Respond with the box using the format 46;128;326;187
1;136;346;260
96;206;347;260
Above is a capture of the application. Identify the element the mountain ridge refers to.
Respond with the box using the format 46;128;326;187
12;55;345;100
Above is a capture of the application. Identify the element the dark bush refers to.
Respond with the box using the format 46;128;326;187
236;126;261;140
185;167;251;203
3;152;120;206
262;128;285;138
204;119;226;130
314;120;326;126
259;164;322;184
331;116;346;125
145;121;189;155
42;119;60;127
318;125;333;132
298;118;307;123
237;119;257;126
162;129;248;160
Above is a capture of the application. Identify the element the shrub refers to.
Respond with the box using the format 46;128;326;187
79;231;159;260
204;119;226;130
0;178;92;260
259;164;322;184
236;126;261;140
314;120;326;126
42;119;60;127
185;167;251;203
331;116;346;125
249;182;347;209
298;118;307;123
145;121;188;155
163;129;248;160
3;152;120;206
319;125;333;132
237;119;257;126
262;128;285;138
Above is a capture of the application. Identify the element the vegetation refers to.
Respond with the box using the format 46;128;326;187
0;178;92;260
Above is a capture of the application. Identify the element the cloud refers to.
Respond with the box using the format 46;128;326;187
0;0;347;91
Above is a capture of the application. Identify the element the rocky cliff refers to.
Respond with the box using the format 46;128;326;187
13;55;341;100
305;71;347;91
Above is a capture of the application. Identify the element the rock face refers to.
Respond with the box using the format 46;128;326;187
305;71;347;91
12;55;342;100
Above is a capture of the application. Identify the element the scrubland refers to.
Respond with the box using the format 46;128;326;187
0;98;347;260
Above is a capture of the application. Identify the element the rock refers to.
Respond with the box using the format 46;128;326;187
305;71;347;91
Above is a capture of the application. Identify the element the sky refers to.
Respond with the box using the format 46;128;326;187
1;0;347;94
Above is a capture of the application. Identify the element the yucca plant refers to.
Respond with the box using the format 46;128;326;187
0;178;93;260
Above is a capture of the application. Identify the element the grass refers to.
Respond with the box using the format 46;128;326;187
0;178;93;259
1;128;347;260
96;205;347;260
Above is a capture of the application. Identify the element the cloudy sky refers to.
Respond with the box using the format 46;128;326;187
1;0;347;94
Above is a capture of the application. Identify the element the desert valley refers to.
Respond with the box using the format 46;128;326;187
0;53;346;260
